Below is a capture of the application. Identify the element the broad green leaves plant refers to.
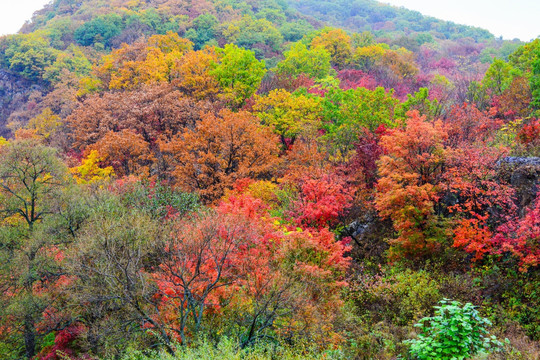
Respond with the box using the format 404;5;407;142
405;299;505;360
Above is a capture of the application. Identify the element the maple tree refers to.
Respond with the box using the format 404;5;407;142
492;191;540;272
375;111;448;259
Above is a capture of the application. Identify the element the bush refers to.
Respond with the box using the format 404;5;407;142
405;299;505;360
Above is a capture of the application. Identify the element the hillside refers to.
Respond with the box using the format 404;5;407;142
0;0;539;359
289;0;494;41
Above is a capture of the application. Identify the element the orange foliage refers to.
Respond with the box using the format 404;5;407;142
160;109;280;203
88;129;154;177
375;111;448;258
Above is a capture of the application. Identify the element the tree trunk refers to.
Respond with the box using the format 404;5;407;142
24;314;36;359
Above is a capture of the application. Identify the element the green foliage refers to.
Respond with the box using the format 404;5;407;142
74;14;123;48
276;42;334;80
186;14;218;49
406;299;505;360
530;49;540;113
43;44;92;83
483;58;517;96
318;85;398;158
222;15;283;56
118;180;200;220
212;44;267;107
279;20;315;42
396;88;441;120
119;337;343;360
1;33;59;81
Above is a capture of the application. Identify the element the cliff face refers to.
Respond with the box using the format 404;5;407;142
500;157;540;213
0;69;48;137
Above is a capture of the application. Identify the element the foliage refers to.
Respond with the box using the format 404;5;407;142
70;150;115;184
211;44;266;107
276;42;334;80
375;112;448;259
160;110;280;203
406;299;505;360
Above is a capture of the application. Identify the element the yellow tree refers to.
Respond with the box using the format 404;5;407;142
70;150;115;184
311;28;352;69
253;89;323;144
173;47;220;100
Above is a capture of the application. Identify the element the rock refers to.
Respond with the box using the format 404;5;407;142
499;157;540;212
0;68;48;137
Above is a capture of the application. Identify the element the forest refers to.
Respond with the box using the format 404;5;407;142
0;0;539;359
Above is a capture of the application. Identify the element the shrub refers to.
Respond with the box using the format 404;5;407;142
405;299;505;360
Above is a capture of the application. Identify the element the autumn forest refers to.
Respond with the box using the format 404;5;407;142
0;0;539;359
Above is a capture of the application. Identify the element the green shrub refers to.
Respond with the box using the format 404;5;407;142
405;299;506;360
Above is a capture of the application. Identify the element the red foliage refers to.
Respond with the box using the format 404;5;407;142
518;119;540;146
492;192;540;272
445;103;502;146
375;111;448;258
289;175;354;230
337;69;377;90
39;325;85;360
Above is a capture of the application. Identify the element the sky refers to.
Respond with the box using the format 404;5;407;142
383;0;540;41
0;0;52;36
0;0;539;41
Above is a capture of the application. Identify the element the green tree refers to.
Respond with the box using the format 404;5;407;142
74;14;123;48
211;44;267;107
2;33;58;81
0;140;71;359
483;58;516;96
276;42;334;80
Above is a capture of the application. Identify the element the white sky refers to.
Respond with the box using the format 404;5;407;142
383;0;540;41
0;0;52;36
0;0;539;41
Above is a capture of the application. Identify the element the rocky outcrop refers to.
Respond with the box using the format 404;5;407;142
499;157;540;212
0;69;47;137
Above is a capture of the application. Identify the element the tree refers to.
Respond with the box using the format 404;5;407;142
253;89;322;144
211;44;267;108
69;150;115;184
67;84;216;151
160;110;280;203
483;58;515;96
0;140;69;359
174;48;220;100
445;146;516;262
311;28;352;69
375;112;448;259
96;32;193;90
222;16;283;56
275;42;334;80
289;175;353;230
492;191;540;272
25;108;62;142
2;33;58;81
74;14;122;48
88;130;154;178
152;210;268;344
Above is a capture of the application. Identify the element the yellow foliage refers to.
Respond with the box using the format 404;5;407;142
26;108;62;139
70;150;115;184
